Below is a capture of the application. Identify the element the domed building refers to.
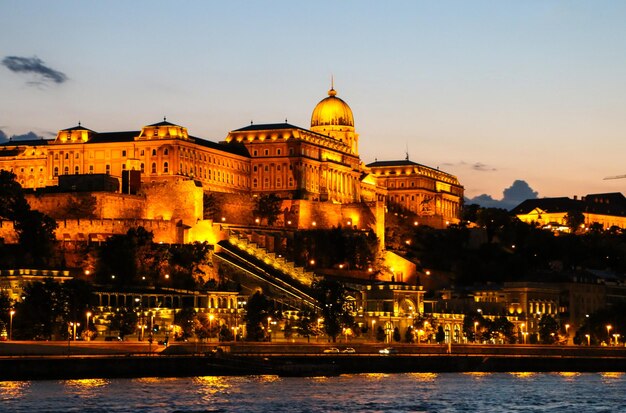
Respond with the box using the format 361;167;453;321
224;85;363;204
310;87;359;155
0;84;463;235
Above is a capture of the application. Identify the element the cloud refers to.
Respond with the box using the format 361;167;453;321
441;160;497;172
466;179;539;210
2;56;67;85
0;130;46;143
472;162;497;172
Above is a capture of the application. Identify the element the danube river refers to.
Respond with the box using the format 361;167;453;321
1;372;624;412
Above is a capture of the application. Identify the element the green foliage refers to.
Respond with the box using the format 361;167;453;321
253;194;282;226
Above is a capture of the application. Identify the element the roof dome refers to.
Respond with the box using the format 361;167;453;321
310;88;354;129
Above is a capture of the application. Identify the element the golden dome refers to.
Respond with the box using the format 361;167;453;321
311;88;354;129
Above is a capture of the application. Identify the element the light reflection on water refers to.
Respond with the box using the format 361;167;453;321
0;372;625;412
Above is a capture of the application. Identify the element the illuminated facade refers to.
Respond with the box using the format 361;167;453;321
512;193;626;231
0;86;463;230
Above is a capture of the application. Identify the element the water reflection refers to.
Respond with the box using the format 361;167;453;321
0;381;29;400
407;372;438;382
509;372;536;379
63;379;109;398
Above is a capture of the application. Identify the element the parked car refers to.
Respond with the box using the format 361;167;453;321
323;347;340;354
104;336;123;341
379;347;398;355
342;347;356;354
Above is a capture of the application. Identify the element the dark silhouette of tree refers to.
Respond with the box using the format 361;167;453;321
436;326;446;343
58;195;97;219
565;210;585;233
538;314;559;344
244;291;276;341
393;326;401;342
376;326;386;342
0;171;57;266
109;309;138;340
174;307;196;340
253;194;282;226
314;279;354;342
203;192;222;221
297;309;316;342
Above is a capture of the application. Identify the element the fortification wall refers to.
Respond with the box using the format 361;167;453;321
141;179;203;224
56;219;182;243
26;192;144;220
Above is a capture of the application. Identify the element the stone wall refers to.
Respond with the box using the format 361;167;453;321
141;179;203;225
56;219;183;244
26;192;144;220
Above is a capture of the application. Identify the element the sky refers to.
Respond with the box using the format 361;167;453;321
2;1;626;202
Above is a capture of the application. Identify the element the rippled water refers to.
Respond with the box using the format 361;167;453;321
1;372;625;412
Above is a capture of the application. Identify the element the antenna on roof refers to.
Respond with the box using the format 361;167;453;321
78;121;81;127
405;142;409;160
164;116;167;122
285;118;288;123
251;120;253;125
331;74;334;90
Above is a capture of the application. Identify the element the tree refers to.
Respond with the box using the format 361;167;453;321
297;309;316;342
376;325;386;342
109;309;138;340
436;326;446;343
404;326;415;343
492;316;516;344
314;279;354;342
203;192;222;221
253;194;282;226
174;308;196;340
538;314;559;344
244;291;276;341
393;327;401;342
219;324;234;342
58;195;97;219
565;210;585;233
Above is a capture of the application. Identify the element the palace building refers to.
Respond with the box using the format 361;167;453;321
0;85;463;231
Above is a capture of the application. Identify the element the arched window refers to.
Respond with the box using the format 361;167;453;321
140;163;145;173
74;166;79;174
53;167;58;177
163;148;169;156
152;149;157;156
163;162;169;173
151;162;157;174
64;166;69;175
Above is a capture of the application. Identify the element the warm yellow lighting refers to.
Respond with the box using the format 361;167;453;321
165;274;170;279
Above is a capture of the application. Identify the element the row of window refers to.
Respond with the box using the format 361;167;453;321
252;177;295;189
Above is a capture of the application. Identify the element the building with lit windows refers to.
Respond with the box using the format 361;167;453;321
0;85;463;235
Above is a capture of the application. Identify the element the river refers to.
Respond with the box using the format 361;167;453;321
1;372;624;412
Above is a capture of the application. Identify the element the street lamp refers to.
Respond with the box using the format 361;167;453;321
474;321;479;343
564;324;570;344
70;322;80;341
607;325;612;344
9;310;15;341
585;334;591;346
86;311;92;341
209;314;215;343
